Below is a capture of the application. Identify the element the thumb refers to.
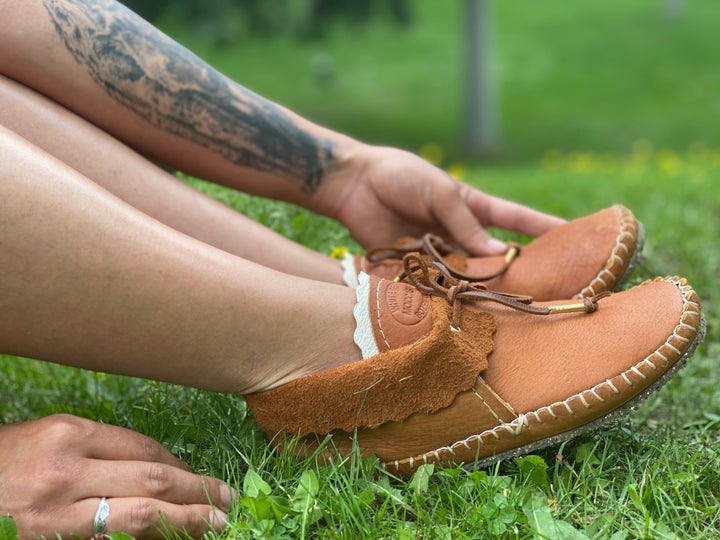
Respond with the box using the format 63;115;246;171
432;187;508;256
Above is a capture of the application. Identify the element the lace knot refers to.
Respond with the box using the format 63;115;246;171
445;280;469;304
400;253;607;331
368;233;521;282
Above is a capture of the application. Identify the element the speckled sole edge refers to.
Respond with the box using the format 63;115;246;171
459;311;706;472
613;221;645;292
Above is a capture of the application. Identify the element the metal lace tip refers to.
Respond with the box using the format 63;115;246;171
504;245;519;264
547;302;591;314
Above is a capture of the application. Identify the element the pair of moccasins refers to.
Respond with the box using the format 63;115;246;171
246;205;705;477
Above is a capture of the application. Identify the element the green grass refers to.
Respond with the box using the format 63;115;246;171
2;0;720;537
2;151;718;539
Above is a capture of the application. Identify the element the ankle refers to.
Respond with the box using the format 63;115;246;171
240;285;362;394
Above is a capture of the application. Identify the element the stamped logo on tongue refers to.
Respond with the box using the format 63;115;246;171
385;281;431;325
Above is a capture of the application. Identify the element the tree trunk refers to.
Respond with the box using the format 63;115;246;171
463;0;500;157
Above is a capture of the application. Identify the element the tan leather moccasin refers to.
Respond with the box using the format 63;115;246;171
342;205;643;301
246;255;704;478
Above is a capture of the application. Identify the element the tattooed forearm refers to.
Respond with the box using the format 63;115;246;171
41;0;334;193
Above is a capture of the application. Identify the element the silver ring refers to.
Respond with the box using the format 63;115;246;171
93;497;110;538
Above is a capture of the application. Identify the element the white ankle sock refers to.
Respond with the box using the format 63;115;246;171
341;252;360;288
353;272;379;359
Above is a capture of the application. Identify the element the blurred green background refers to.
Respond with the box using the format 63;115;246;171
123;0;718;161
2;4;718;537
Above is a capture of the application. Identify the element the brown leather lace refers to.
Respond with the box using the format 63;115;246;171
401;253;609;330
366;233;521;282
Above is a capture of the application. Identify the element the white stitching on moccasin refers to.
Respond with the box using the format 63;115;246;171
373;278;393;351
575;205;639;299
472;389;506;425
386;276;702;474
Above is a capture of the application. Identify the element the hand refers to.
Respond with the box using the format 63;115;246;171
326;145;566;256
0;414;232;539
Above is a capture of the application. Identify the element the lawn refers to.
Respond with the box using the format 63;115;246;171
1;0;719;538
2;158;717;539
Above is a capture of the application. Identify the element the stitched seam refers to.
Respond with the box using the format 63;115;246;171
374;278;392;350
606;379;620;394
576;205;636;299
388;276;700;471
473;389;506;425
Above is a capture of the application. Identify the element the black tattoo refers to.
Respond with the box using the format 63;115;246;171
42;0;334;193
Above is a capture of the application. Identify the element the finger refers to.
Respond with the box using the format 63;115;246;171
429;182;507;256
82;422;190;471
465;188;566;237
81;459;232;511
72;497;227;540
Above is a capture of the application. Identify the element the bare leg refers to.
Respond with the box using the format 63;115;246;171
0;75;345;284
0;125;360;394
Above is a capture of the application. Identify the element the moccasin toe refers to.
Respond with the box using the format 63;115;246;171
352;205;642;300
471;204;642;299
351;277;703;476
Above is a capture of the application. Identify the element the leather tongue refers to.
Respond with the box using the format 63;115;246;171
370;278;434;352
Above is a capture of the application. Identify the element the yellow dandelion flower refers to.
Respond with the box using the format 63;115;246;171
657;148;681;177
419;143;445;166
568;151;594;174
446;162;467;180
329;246;350;259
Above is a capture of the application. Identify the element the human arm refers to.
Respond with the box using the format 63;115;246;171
0;0;563;255
315;144;566;254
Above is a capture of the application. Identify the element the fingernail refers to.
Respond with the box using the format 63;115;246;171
210;508;229;531
219;483;231;509
486;238;507;254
